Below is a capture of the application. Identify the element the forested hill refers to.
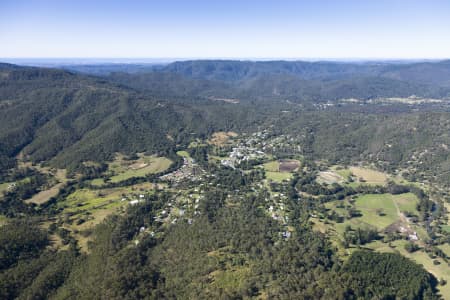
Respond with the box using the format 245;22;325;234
161;59;450;85
3;61;450;182
104;60;450;101
0;64;264;171
107;71;448;102
162;60;382;81
382;60;450;87
47;60;450;101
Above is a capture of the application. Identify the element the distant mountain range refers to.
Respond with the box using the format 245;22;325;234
56;59;450;87
102;60;450;101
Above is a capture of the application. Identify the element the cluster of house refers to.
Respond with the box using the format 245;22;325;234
132;133;301;243
221;146;265;169
153;186;205;226
268;194;289;223
122;193;146;205
265;190;293;240
160;157;205;182
221;131;302;169
218;132;297;241
398;225;419;241
219;130;274;169
409;232;419;241
313;102;335;110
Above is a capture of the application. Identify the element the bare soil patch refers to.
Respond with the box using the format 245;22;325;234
208;131;238;146
317;171;344;184
25;182;64;204
350;166;388;185
279;159;300;172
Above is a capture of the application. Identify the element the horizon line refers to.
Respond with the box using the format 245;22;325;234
1;57;449;65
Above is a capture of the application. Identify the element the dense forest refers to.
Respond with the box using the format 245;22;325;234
0;190;440;299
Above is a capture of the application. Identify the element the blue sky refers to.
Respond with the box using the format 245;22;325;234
1;0;450;59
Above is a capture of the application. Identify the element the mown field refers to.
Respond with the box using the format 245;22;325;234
266;171;292;182
326;193;419;233
89;154;172;185
263;160;280;172
59;182;158;214
109;157;172;183
349;166;388;185
324;165;390;187
351;194;399;229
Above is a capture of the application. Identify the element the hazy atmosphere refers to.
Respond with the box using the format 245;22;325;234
1;0;450;59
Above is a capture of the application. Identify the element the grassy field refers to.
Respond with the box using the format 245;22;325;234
0;182;11;194
263;160;292;182
329;193;419;234
317;171;344;184
109;157;172;183
445;202;450;226
328;165;392;187
176;150;190;158
266;171;292;182
333;167;353;180
331;165;390;184
56;181;162;252
353;194;398;229
60;189;122;213
349;166;388;185
89;178;105;186
263;160;280;172
208;247;251;293
0;215;7;226
438;243;450;257
62;204;125;252
211;266;251;292
2;168;68;205
59;182;158;214
441;225;450;233
393;192;419;213
208;155;228;162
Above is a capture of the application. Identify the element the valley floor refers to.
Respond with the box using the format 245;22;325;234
1;129;450;299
